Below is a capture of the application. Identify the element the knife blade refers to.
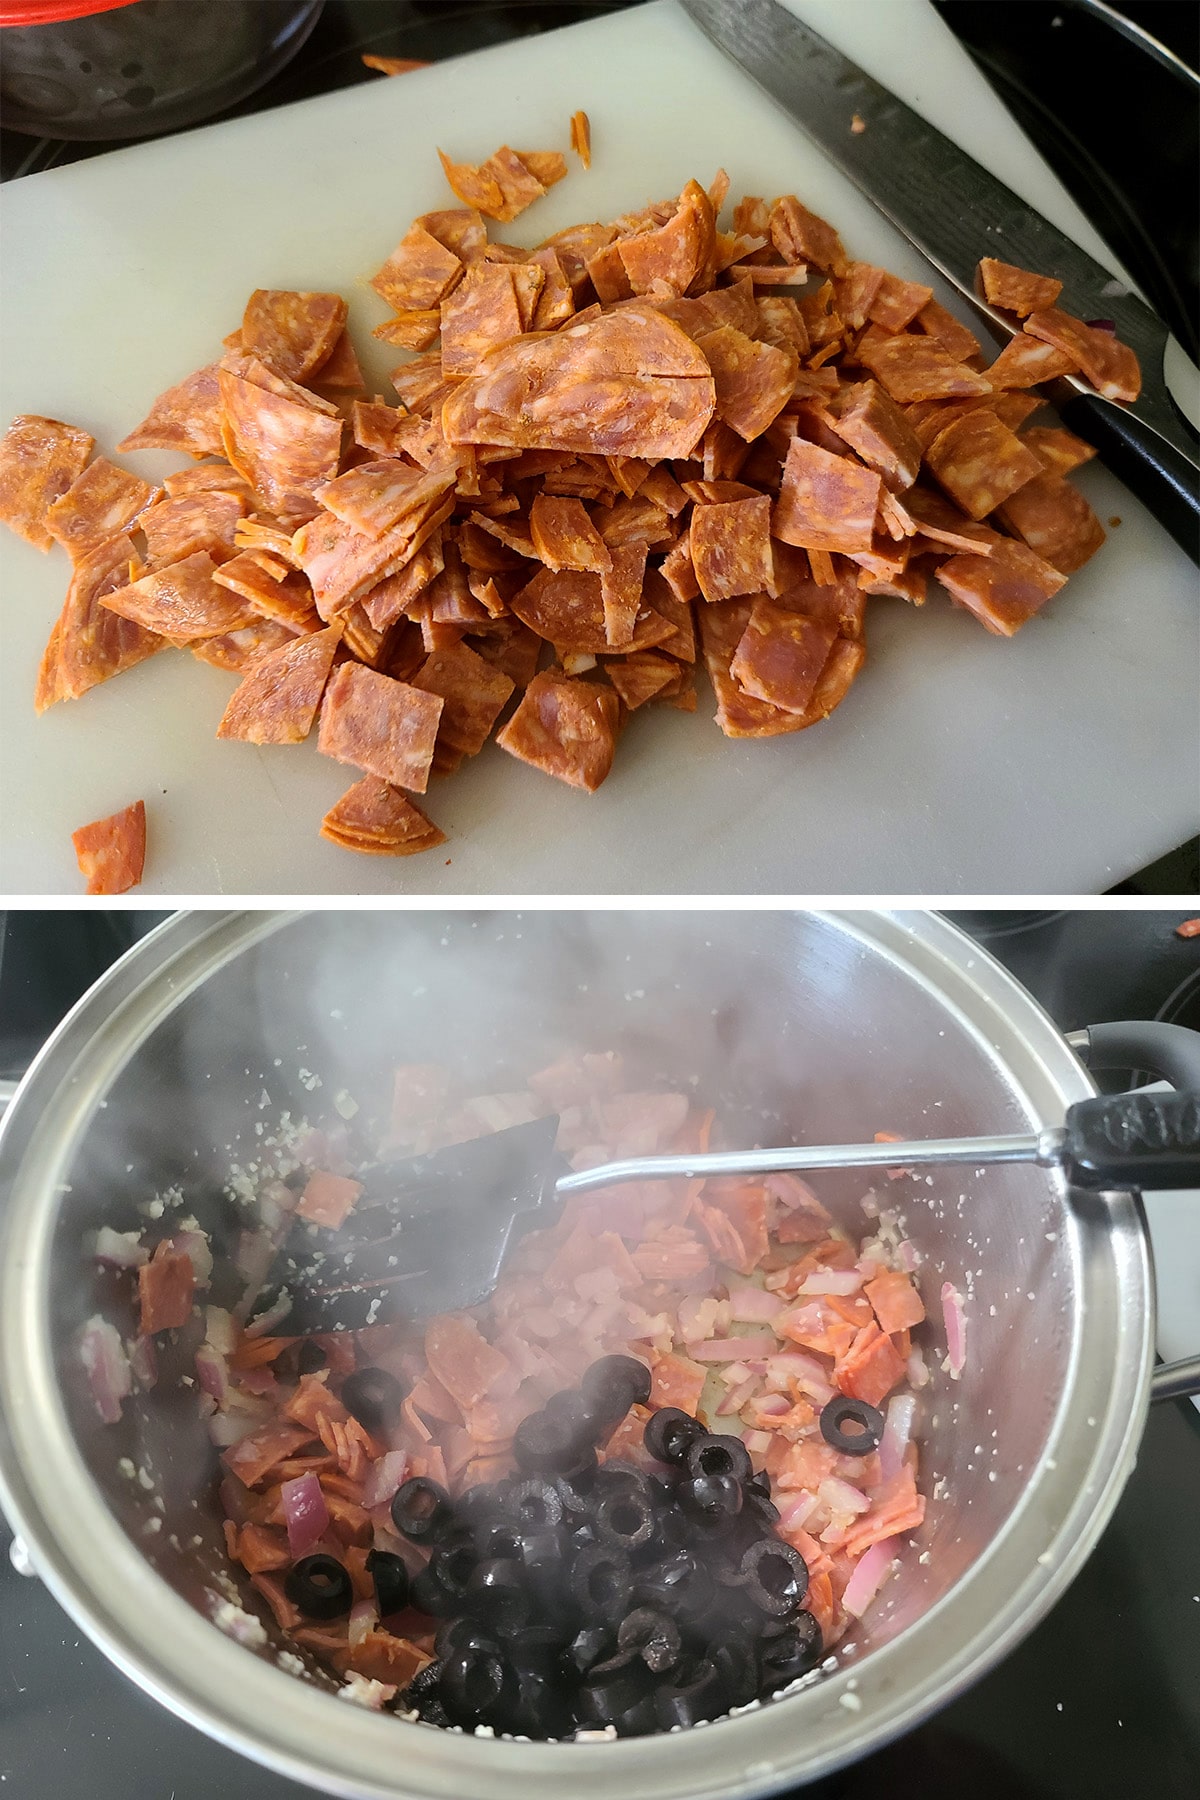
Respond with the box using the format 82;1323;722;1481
679;0;1198;558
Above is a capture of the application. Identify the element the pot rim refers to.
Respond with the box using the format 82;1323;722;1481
0;909;1154;1800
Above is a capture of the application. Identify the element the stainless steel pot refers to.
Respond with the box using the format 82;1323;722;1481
0;910;1194;1799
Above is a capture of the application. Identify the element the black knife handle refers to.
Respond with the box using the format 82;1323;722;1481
1063;1090;1200;1189
1059;389;1199;565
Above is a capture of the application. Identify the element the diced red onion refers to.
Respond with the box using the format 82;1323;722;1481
743;1429;772;1455
777;1491;819;1532
764;1352;836;1404
78;1316;131;1425
237;1366;279;1399
243;1290;293;1339
208;1411;257;1448
686;1334;778;1362
234;1227;274;1284
168;1229;212;1287
257;1179;298;1235
817;1475;871;1518
941;1282;967;1377
93;1227;148;1269
1085;318;1116;332
348;1597;378;1648
878;1393;917;1483
718;1373;762;1415
195;1344;229;1405
897;1240;920;1273
281;1472;330;1559
841;1539;897;1618
362;1450;408;1510
797;1269;863;1297
726;1283;784;1324
127;1333;157;1390
197;1392;217;1420
748;1390;791;1419
204;1306;237;1355
906;1347;930;1390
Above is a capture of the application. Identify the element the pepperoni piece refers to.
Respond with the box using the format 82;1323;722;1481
997;474;1106;574
439;262;529;375
924;409;1042;520
241;290;348;383
137;1239;194;1334
71;797;147;896
442;306;716;460
983;333;1076;390
0;415;94;551
370;223;464;311
898;485;1001;555
117;363;225;457
191;620;301;673
44;458;154;562
294;499;454;620
689;494;773;602
362;53;430;75
660;535;700;604
854;327;993;403
212;554;319;631
570;109;592;168
977;257;1063;317
438;145;557;223
414;207;489;264
699;599;811;739
469;619;542;689
320;778;446;857
1023;306;1141;403
314;458;457;542
774;438;882;555
1020;425;1097;476
827;381;922;492
313;329;365;391
866;270;934;332
697;325;797;441
317;661;443;793
425;1315;512;1411
605;651;679;709
409;640;515;756
218;365;343;516
216;625;341;745
297;1170;364;1230
140;489;248;567
935;538;1067;636
617;179;716;298
730;599;838;714
495;669;621;790
912;297;982;365
600;541;649;647
362;533;445;631
373;310;441;352
100;551;258;640
37;532;163;711
529;494;612;572
511;564;670;655
769;194;845;276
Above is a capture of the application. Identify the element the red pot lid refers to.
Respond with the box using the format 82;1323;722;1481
0;0;141;25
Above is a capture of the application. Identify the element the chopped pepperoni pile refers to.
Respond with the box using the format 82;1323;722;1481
2;138;1139;873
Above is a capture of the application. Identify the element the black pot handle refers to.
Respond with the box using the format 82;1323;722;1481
1062;1090;1200;1190
1071;1019;1200;1405
1058;390;1199;565
1070;1019;1200;1091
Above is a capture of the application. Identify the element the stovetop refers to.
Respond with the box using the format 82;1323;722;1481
0;909;1198;1799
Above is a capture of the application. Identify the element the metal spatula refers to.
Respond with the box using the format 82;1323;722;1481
252;1088;1200;1334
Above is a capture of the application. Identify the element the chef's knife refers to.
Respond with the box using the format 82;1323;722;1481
679;0;1199;562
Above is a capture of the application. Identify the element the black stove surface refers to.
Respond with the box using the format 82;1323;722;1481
0;909;1198;1799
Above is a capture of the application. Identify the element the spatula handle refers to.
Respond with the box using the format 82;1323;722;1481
1062;1090;1200;1189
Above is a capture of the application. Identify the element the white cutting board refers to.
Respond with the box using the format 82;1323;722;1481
1;0;1196;897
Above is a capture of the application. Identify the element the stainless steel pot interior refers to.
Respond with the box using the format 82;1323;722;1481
0;911;1153;1800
